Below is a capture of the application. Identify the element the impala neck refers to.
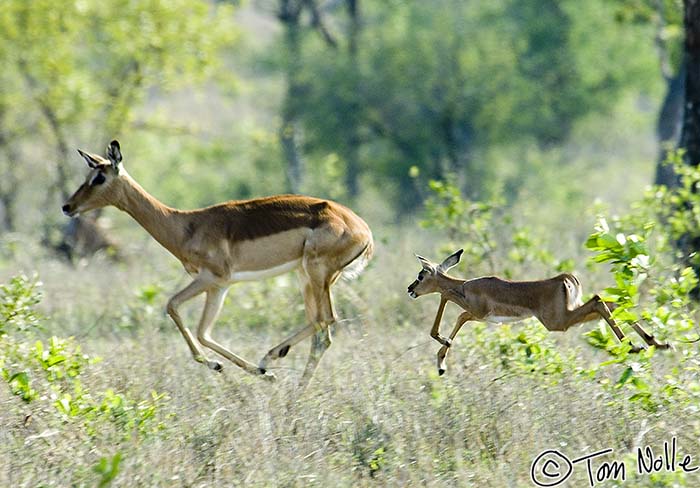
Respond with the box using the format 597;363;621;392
112;172;186;259
438;273;465;296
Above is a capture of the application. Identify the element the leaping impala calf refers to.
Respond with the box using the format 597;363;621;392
407;249;671;375
62;140;373;386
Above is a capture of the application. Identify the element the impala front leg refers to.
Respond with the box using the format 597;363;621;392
197;287;276;381
437;311;472;375
429;297;451;347
166;278;220;370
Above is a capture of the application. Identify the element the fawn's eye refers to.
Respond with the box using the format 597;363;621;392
92;173;106;186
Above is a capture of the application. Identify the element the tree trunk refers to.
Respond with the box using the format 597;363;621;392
20;60;118;260
0;133;21;232
344;0;361;198
441;110;475;197
678;0;700;293
279;1;305;194
655;60;686;187
681;0;700;169
0;172;18;231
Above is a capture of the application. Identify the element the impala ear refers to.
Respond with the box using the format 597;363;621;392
77;149;99;169
415;254;436;273
106;140;122;169
438;249;463;272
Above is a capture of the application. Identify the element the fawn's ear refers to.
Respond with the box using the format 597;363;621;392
415;254;437;273
438;249;463;272
106;140;122;169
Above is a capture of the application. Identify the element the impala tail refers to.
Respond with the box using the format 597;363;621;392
341;235;374;280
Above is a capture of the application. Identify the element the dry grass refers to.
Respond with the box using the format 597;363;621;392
1;237;699;487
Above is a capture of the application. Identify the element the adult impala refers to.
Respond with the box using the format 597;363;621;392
62;140;373;386
407;249;671;375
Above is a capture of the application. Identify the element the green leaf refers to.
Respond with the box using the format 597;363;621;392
47;355;67;367
617;366;633;387
629;392;652;402
598;233;623;250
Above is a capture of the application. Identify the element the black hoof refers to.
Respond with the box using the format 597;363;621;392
258;367;266;375
213;363;223;372
438;368;445;376
278;345;290;358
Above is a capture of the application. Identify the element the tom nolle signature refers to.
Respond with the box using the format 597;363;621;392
530;437;698;487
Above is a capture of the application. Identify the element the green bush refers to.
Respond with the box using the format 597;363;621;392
0;273;169;440
0;273;43;335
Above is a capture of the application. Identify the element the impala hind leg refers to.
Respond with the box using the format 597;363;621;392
437;311;473;376
555;296;644;352
197;286;275;380
631;323;672;350
258;269;336;389
580;300;670;350
258;272;319;370
298;280;336;390
298;325;332;389
166;279;221;370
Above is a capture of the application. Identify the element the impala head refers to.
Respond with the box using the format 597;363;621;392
62;140;125;217
407;249;463;299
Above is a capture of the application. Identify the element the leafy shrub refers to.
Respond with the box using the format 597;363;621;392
0;273;42;335
0;273;169;439
466;321;576;382
55;388;169;438
1;274;44;401
421;178;500;274
421;178;563;278
581;153;700;412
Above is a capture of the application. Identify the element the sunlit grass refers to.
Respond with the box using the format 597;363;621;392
1;229;698;487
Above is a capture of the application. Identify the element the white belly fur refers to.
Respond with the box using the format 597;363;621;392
484;314;530;324
230;259;301;281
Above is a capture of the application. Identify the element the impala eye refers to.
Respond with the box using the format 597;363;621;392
417;275;423;282
92;173;106;186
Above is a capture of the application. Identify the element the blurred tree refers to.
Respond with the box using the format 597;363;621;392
272;0;337;193
678;0;700;283
344;0;362;198
611;0;685;186
277;0;306;194
681;0;700;167
653;1;686;187
613;0;700;293
0;0;84;214
0;88;26;232
0;0;236;256
291;0;657;209
0;133;22;232
655;59;686;187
